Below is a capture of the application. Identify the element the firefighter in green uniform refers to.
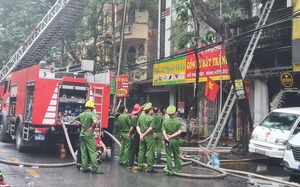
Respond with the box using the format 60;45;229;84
118;105;132;166
112;100;122;137
73;100;104;174
136;102;158;173
152;107;164;163
162;105;182;175
128;103;143;168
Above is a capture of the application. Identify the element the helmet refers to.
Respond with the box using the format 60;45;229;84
166;105;176;115
143;102;152;111
85;100;94;109
132;103;142;114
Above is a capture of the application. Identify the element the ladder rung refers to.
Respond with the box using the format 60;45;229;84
207;0;275;152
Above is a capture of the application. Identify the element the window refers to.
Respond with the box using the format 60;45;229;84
259;112;299;131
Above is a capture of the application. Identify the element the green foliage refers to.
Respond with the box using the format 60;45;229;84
206;0;220;10
0;0;114;71
171;0;241;50
205;30;216;43
0;0;54;66
169;1;194;50
223;6;240;23
175;32;196;49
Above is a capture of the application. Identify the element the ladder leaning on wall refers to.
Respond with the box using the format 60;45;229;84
206;0;276;153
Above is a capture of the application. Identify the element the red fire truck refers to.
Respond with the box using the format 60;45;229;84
0;65;110;152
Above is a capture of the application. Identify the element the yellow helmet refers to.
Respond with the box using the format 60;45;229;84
85;100;94;109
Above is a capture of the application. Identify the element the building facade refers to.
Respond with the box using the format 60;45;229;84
147;0;299;138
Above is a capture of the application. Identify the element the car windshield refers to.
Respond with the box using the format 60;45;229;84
259;112;299;131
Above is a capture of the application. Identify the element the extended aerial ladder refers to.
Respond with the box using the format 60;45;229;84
0;0;87;83
206;0;276;152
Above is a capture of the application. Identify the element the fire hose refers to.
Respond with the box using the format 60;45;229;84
1;128;300;186
0;122;78;167
61;122;76;160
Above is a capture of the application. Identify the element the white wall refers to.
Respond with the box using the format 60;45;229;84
165;0;172;57
253;79;269;127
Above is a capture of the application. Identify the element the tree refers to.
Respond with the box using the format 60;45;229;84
0;0;56;67
188;0;253;154
47;0;114;70
0;0;115;72
171;0;243;143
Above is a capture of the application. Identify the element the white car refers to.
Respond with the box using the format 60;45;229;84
249;107;300;158
283;131;300;178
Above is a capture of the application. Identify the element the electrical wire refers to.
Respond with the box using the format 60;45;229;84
102;8;300;72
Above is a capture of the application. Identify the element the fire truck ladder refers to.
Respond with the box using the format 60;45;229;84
0;0;86;83
206;0;275;153
93;87;104;126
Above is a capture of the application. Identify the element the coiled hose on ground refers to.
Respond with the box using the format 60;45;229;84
1;128;300;186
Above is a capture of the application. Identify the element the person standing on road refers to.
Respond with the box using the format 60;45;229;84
128;103;143;168
152;107;164;163
162;105;182;175
73;100;104;174
136;102;157;173
117;105;132;166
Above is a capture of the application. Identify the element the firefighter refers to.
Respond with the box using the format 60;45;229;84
94;128;107;163
128;103;143;168
101;101;121;153
162;105;182;175
112;100;123;138
152;107;164;163
136;102;157;173
117;105;132;166
73;100;104;174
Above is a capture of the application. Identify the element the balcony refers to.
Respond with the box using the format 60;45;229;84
114;10;148;45
114;23;148;44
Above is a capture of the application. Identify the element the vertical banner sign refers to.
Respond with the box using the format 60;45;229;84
185;44;230;82
110;77;115;95
235;79;246;100
115;75;129;97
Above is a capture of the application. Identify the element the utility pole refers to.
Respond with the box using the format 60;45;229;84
112;0;128;112
219;0;223;115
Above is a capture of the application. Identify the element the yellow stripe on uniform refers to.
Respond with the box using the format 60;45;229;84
27;169;40;177
11;158;20;163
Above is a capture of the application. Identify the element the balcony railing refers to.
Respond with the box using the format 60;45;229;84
114;24;132;38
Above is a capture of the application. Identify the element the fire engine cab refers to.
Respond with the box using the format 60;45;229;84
0;64;110;152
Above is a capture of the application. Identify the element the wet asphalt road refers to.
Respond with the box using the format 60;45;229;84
0;141;297;187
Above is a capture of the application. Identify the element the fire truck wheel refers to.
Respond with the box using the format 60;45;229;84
0;111;10;142
16;124;25;152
